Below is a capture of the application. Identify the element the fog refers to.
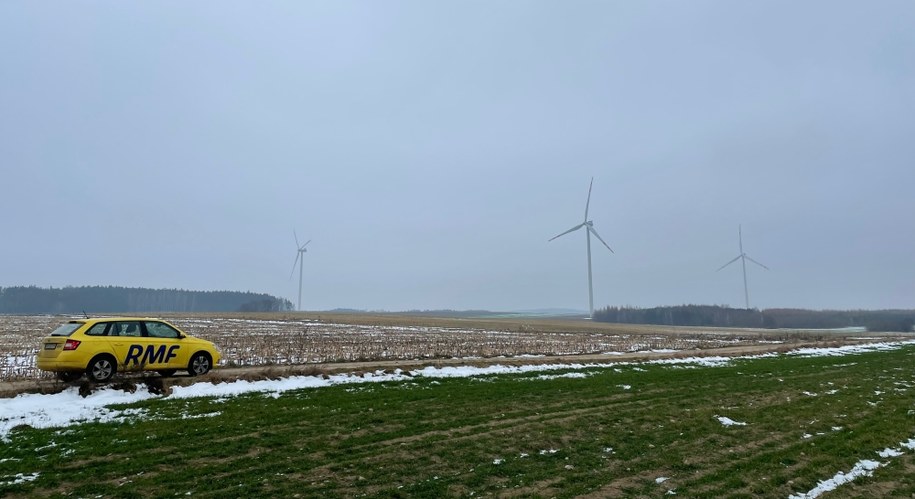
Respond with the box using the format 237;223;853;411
2;1;913;311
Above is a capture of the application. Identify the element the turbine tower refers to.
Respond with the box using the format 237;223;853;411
290;231;311;311
549;177;614;318
716;225;768;309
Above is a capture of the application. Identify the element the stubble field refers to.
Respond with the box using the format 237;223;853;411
0;312;898;382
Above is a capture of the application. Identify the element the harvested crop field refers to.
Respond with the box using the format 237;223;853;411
0;312;906;382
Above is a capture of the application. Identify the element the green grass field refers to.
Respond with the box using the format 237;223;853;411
3;346;915;498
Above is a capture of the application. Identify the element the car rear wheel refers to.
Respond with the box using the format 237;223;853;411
157;369;177;377
188;353;211;376
86;355;116;382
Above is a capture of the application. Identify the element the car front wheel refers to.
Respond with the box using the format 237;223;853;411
86;356;116;382
188;353;211;376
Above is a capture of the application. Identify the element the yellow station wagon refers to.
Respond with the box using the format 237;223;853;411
36;317;222;382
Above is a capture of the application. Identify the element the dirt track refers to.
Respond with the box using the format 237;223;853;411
0;338;872;399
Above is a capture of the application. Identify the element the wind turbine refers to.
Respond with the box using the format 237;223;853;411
716;225;768;309
549;177;614;318
290;231;311;312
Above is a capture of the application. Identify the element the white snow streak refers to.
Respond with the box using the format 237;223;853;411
788;460;883;499
0;472;40;486
789;435;915;498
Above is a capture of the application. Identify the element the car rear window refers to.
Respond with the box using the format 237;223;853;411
145;321;180;338
49;322;82;337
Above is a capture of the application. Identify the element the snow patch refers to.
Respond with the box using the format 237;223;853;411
0;387;156;441
715;416;747;426
877;448;903;458
788;460;882;499
0;472;39;486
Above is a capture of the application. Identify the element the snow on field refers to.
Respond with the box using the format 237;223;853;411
877;448;903;458
715;416;747;427
0;472;40;486
2;364;602;440
647;355;736;367
0;388;155;441
788;341;915;358
788;460;883;499
534;372;589;380
4;340;915;443
788;436;915;498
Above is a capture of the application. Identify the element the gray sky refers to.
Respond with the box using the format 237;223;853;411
2;1;913;312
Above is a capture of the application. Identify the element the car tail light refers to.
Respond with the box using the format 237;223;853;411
63;339;81;351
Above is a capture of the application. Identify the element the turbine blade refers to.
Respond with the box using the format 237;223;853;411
549;223;585;241
584;177;594;221
588;226;614;253
745;255;769;270
294;230;300;248
301;239;311;251
289;252;301;279
716;255;742;272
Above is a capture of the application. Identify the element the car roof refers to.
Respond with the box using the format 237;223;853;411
69;317;167;325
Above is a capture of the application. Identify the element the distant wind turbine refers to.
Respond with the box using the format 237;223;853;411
289;231;311;311
549;177;614;318
716;225;768;309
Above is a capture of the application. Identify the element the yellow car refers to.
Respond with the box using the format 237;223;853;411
36;317;222;382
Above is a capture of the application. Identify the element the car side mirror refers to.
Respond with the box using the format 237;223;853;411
177;333;186;339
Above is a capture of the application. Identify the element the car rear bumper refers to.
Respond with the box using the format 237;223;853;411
36;358;85;371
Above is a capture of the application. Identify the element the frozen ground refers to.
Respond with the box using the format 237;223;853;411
3;340;915;496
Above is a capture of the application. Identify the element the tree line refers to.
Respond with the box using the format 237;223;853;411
593;304;915;332
0;286;293;314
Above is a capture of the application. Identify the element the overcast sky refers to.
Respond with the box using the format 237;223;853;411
2;2;913;312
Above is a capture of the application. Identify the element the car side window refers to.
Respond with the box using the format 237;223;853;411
145;322;180;339
84;323;109;336
112;322;143;337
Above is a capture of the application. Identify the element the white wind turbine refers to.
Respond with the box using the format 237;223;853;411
716;225;768;309
549;177;614;318
289;231;311;312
